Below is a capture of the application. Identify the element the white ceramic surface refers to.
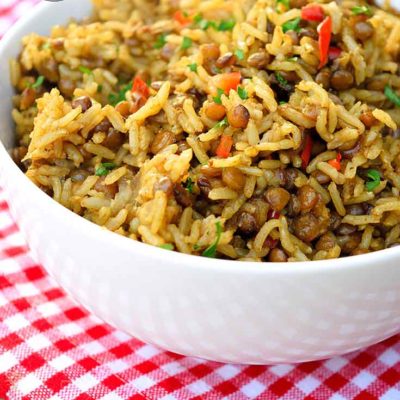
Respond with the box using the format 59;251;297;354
0;0;400;365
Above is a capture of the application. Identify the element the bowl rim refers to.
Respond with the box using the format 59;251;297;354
1;0;400;275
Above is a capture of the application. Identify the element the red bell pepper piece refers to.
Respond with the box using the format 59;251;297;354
212;72;241;95
328;47;341;61
173;10;192;26
216;135;233;158
301;134;313;169
328;152;342;171
301;5;324;22
268;210;280;220
132;76;150;100
317;16;332;69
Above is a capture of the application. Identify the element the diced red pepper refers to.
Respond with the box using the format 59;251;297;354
328;47;341;61
212;72;241;95
265;236;278;249
301;5;324;22
268;210;280;220
317;16;332;69
216;135;233;158
328;152;342;171
132;76;150;100
301;134;313;169
173;10;192;26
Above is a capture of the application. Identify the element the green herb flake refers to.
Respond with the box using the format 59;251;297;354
282;17;301;33
276;0;290;10
237;86;248;100
351;5;372;16
95;162;116;177
159;243;174;250
41;42;51;50
235;49;245;61
97;84;103;93
30;76;45;90
184;177;194;193
181;36;192;50
365;169;381;192
193;13;203;24
79;66;93;75
188;63;198;72
108;82;133;106
213;88;225;105
154;33;167;49
279;100;287;105
202;221;223;258
384;85;400;107
287;56;298;62
275;72;289;86
217;19;236;31
215;117;228;128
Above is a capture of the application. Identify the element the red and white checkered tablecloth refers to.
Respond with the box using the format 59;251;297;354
1;1;400;399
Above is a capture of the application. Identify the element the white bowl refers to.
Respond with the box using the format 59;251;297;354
1;0;400;365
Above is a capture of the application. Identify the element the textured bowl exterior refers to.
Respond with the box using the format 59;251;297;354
0;0;400;365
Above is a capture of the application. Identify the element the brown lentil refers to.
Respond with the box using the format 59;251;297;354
227;105;250;129
312;170;331;185
39;58;59;82
360;111;378;128
71;96;92;112
268;248;288;262
197;176;212;197
335;223;357;236
330;70;354;91
315;69;331;90
265;187;291;211
115;101;132;118
102;129;125;150
237;212;258;236
174;184;193;207
316;233;336;251
293;213;321;242
247;51;270;69
216;52;236;68
222;167;246;191
205;103;226;120
353;21;374;41
298;185;318;211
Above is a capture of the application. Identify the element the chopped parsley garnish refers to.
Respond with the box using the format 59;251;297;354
41;42;50;50
193;13;203;24
237;86;248;100
275;72;289;86
384;85;400;107
108;82;133;106
282;17;301;33
79;66;93;75
365;169;381;192
154;33;167;49
235;49;245;61
287;56;298;62
213;88;225;105
279;100;287;105
181;36;192;50
215;117;228;128
159;244;174;250
30;75;45;90
277;0;290;9
95;162;116;176
188;63;198;72
193;14;234;31
351;5;372;16
217;19;236;31
184;177;194;193
202;221;223;258
97;84;103;93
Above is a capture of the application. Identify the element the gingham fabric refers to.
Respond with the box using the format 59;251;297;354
1;2;400;399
